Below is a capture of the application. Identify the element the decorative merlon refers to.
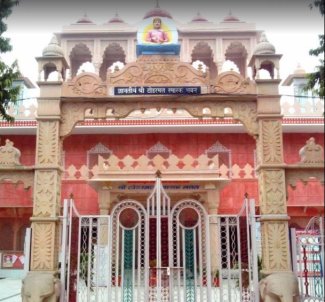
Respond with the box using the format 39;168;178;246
298;137;324;165
285;137;324;189
0;139;22;167
0;139;34;189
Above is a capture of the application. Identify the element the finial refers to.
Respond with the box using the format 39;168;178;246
155;170;162;178
260;32;268;42
155;0;160;8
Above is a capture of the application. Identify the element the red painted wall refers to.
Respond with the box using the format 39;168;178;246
0;133;323;217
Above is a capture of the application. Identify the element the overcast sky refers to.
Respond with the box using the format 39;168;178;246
1;0;324;88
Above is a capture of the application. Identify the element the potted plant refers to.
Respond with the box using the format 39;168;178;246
212;269;220;287
149;259;157;286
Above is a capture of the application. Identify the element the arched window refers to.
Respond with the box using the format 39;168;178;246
225;42;248;77
100;43;126;80
69;43;92;78
191;42;217;80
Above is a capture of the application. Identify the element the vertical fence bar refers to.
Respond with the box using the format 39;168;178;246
60;199;69;302
68;198;75;300
249;199;259;302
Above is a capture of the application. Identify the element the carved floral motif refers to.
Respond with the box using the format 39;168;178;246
31;223;54;270
37;122;59;165
260;170;286;214
263;222;290;271
261;120;283;164
34;171;57;217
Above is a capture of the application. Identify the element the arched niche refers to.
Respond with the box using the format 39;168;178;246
42;62;58;81
99;43;126;80
225;42;248;77
258;60;275;79
69;43;92;78
191;41;217;80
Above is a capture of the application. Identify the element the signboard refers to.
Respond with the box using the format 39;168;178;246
118;184;201;191
1;252;24;269
114;86;201;96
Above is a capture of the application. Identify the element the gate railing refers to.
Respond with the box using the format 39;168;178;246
208;198;260;302
60;198;110;302
291;216;325;302
60;196;260;302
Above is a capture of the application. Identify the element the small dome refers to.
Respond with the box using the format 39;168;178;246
191;12;208;22
223;11;240;22
254;33;275;55
42;35;64;57
143;4;172;19
294;63;306;74
76;14;94;24
108;12;124;23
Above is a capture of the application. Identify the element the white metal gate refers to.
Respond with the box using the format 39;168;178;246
209;199;260;302
60;178;259;302
291;216;325;302
60;199;110;302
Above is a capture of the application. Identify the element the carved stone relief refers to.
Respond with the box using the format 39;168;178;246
37;121;59;165
0;172;34;189
0;139;22;167
0;139;34;188
213;71;256;94
261;120;283;164
260;170;286;214
34;171;59;217
60;99;258;137
62;72;107;97
286;170;324;189
285;137;324;189
299;137;324;164
107;55;209;86
31;222;56;270
261;221;290;272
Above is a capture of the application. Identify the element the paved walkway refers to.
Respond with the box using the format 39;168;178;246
0;278;22;302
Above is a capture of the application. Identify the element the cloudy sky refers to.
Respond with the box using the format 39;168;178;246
1;0;324;87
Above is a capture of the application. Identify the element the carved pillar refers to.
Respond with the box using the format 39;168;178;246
256;80;292;276
205;184;220;271
98;188;112;245
23;81;63;299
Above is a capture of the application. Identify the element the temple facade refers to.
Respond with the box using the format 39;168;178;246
0;5;324;302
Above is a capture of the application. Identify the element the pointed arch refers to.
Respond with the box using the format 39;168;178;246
191;41;218;80
100;43;126;80
69;43;92;78
225;42;248;77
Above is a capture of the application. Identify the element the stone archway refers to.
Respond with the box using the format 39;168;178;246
24;53;305;301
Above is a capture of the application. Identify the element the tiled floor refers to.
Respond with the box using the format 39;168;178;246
0;278;21;302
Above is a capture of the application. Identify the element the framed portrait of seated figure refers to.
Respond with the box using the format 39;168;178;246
136;17;180;56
